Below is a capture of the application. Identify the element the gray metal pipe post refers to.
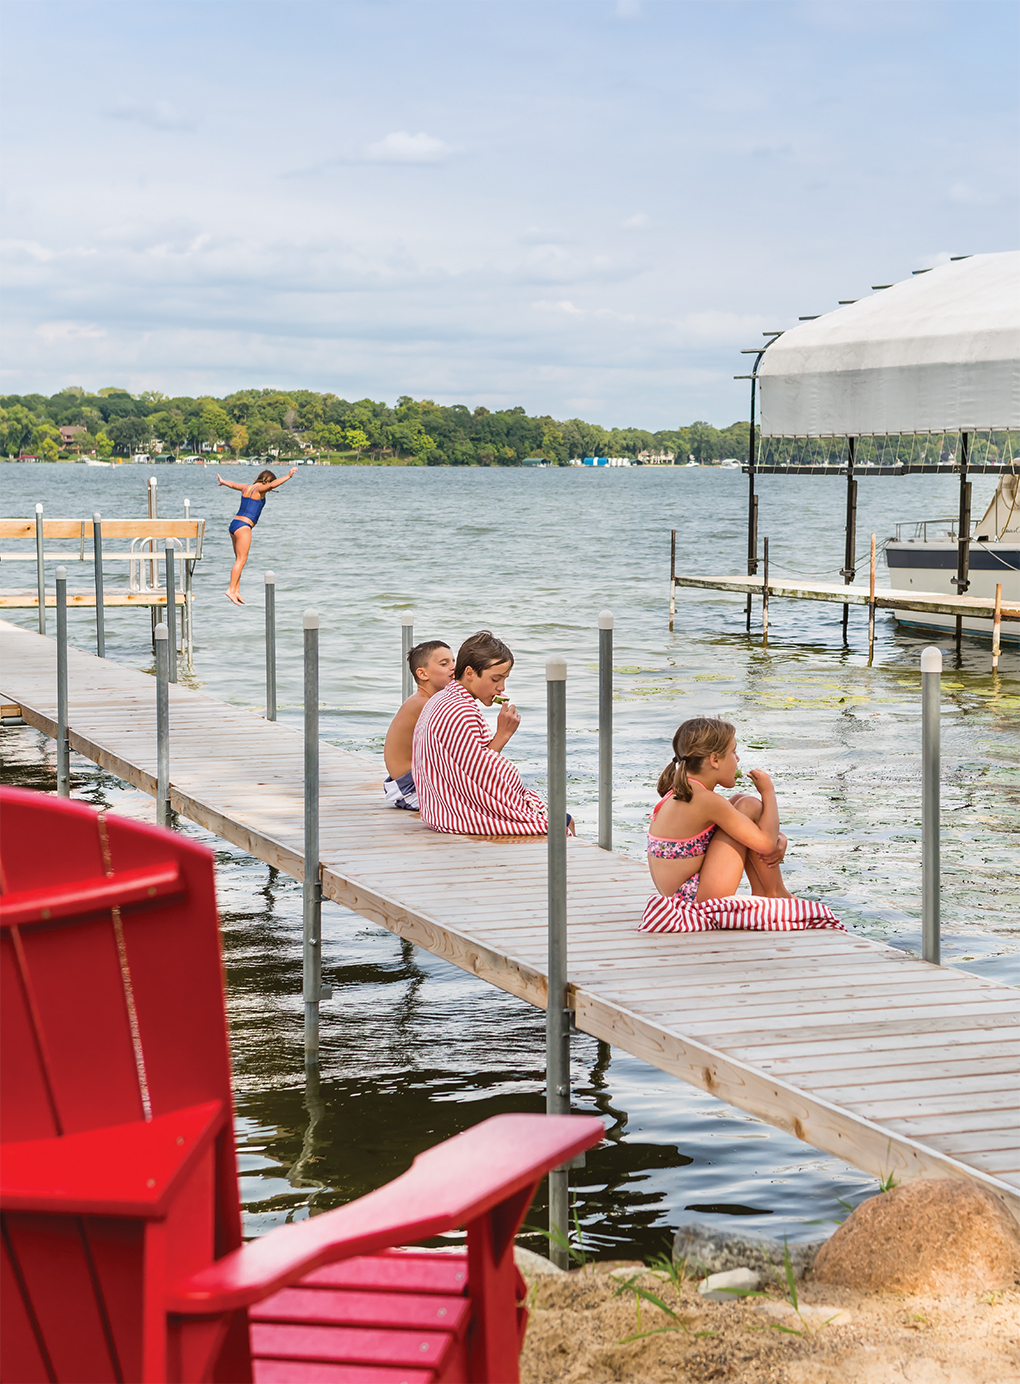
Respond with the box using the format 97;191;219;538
546;654;570;1269
265;572;277;720
35;504;46;635
155;623;170;827
921;646;942;965
93;514;106;657
55;567;69;797
164;541;177;683
598;611;613;851
401;613;415;701
303;609;322;1065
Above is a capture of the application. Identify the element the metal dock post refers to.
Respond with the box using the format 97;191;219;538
304;609;324;1066
921;646;941;965
992;583;1003;671
762;537;770;643
669;531;676;632
164;541;177;683
265;572;277;720
598;612;613;851
401;613;415;701
55;567;69;796
841;437;857;643
93;514;105;658
546;654;570;1268
155;622;170;827
867;533;876;667
35;504;46;635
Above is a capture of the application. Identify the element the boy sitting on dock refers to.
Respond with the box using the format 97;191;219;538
383;641;456;809
413;631;551;836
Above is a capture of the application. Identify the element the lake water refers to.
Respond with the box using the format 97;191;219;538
2;461;1017;1258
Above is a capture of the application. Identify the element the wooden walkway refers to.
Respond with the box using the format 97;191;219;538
2;618;1017;1220
671;574;1020;622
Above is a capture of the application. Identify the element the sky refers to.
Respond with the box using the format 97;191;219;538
1;0;1017;428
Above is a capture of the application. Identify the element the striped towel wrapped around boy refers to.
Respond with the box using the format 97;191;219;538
412;680;549;836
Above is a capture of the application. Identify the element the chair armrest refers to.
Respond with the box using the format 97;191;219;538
168;1112;602;1313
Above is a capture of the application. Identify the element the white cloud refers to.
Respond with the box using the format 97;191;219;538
35;321;107;344
105;100;194;132
363;131;454;164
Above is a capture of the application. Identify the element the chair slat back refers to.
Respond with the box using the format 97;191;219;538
1;790;243;1383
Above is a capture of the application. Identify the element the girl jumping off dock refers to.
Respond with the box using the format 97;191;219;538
218;468;296;604
640;716;841;934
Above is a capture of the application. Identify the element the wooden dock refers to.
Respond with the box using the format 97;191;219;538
671;574;1020;622
2;617;1017;1220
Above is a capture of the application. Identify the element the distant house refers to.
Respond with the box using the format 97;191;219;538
637;450;676;465
59;425;88;448
521;456;550;466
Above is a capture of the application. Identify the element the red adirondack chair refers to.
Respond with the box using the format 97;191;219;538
0;788;603;1383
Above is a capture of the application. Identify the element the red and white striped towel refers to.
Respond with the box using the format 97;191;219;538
640;892;843;933
412;681;549;836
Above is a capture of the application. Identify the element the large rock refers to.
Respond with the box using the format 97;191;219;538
811;1178;1020;1294
673;1222;825;1281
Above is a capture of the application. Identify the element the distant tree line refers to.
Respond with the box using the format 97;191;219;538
0;386;752;466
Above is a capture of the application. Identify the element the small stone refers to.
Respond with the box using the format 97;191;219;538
514;1246;566;1277
698;1267;761;1302
811;1178;1020;1295
674;1222;824;1281
757;1301;852;1328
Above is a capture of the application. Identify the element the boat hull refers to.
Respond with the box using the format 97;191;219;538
886;542;1019;641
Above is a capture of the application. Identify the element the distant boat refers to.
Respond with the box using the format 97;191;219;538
885;473;1019;640
84;459;113;467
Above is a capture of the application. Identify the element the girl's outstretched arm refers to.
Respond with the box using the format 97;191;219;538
262;467;297;491
698;770;780;853
217;473;246;491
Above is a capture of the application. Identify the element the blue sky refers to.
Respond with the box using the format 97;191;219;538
2;0;1017;427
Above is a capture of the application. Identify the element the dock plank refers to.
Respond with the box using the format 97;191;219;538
1;617;1017;1221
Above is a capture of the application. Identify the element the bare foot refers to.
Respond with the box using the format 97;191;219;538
226;589;242;605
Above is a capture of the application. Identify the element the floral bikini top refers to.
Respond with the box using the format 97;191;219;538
647;781;716;859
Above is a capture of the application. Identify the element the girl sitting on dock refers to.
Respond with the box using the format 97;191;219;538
640;716;841;934
218;468;296;604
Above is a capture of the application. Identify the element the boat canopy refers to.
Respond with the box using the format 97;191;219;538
758;251;1020;439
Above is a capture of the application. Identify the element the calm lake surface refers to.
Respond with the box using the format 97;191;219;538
2;461;1017;1257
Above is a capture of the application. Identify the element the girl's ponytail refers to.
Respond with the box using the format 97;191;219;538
657;717;736;802
656;754;693;801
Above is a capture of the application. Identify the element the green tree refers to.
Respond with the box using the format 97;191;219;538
40;436;60;462
414;432;438;465
96;431;113;458
345;427;369;458
230;424;249;458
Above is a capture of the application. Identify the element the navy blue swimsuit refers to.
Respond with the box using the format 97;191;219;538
229;492;265;535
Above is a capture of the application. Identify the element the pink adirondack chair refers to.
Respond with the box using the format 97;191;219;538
0;788;603;1383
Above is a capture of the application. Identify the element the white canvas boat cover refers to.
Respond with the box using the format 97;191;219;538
757;251;1020;438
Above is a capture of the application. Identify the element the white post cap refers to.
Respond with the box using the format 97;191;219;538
401;612;415;626
154;622;168;641
55;565;66;580
303;608;319;629
35;503;43;513
546;655;567;681
165;537;174;549
920;646;943;674
264;570;275;584
149;476;157;485
598;610;614;629
93;511;101;521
